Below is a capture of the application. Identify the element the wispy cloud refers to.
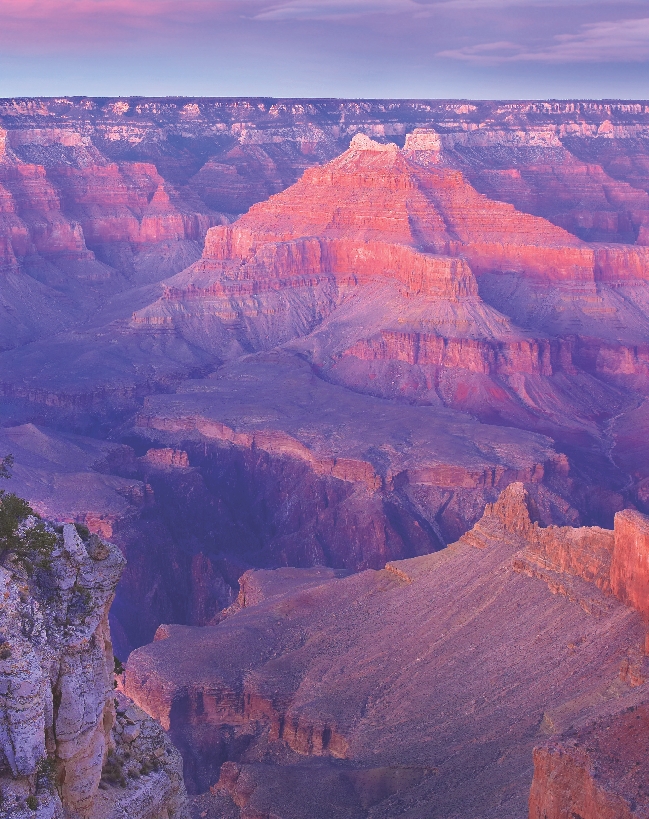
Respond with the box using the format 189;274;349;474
0;0;250;46
252;0;420;21
439;16;649;62
0;0;636;26
252;0;647;20
2;0;648;69
430;0;638;6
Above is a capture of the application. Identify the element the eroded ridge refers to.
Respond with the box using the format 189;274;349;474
124;485;649;818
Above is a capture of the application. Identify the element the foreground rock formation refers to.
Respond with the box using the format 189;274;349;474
123;484;649;818
0;512;188;819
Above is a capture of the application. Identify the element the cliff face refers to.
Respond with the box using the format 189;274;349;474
465;483;649;621
123;485;649;816
529;705;649;819
0;124;225;353
1;98;648;354
131;134;649;399
0;518;188;819
104;350;579;653
610;509;649;619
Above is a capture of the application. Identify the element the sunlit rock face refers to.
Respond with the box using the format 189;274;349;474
529;704;649;819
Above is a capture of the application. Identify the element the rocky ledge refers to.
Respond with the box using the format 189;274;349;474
0;503;188;819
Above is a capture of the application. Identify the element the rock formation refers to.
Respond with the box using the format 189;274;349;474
0;105;649;618
2;103;649;658
529;705;649;819
0;508;188;819
119;485;649;817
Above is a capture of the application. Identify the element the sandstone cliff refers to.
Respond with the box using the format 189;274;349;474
0;511;188;819
529;705;649;819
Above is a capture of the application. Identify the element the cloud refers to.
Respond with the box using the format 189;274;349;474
2;0;648;62
438;15;649;62
252;0;647;21
252;0;420;21
0;0;632;27
429;0;637;6
0;0;251;46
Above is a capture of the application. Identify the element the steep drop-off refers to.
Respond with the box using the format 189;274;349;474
529;704;649;819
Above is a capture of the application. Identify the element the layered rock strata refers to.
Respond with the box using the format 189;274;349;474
2;97;649;244
131;135;649;427
0;519;188;819
124;485;649;816
110;349;580;652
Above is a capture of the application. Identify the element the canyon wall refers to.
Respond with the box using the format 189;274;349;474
0;516;188;819
1;97;649;352
529;705;649;819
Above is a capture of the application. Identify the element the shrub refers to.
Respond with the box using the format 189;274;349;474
74;523;91;541
0;454;13;480
0;455;57;574
36;756;56;790
101;754;127;787
70;581;92;612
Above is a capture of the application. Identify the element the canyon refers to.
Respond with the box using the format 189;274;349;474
1;97;649;817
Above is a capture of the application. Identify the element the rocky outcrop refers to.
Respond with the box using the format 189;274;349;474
3;97;649;667
0;516;188;819
194;132;596;281
131;132;600;345
123;484;649;815
142;449;190;470
529;704;649;819
463;482;649;621
93;692;187;819
344;331;554;376
128;133;649;446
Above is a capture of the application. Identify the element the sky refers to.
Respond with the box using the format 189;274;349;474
0;0;648;98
